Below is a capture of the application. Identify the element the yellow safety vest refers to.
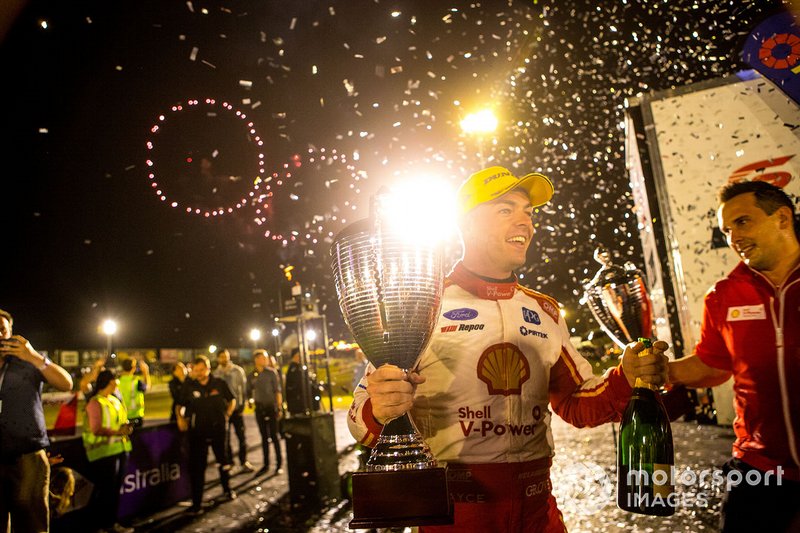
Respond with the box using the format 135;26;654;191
118;374;145;419
82;394;132;462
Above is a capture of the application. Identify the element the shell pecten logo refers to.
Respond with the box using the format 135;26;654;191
477;343;530;396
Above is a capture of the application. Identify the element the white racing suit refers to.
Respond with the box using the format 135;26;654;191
348;262;633;532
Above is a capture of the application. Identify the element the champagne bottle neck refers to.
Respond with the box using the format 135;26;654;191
633;377;660;391
634;338;660;391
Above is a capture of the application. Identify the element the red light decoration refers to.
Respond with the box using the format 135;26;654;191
144;98;267;217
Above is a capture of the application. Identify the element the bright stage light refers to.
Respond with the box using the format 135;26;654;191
249;328;262;342
460;109;498;135
378;176;458;244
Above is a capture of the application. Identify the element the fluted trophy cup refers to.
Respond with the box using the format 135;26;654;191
583;246;654;348
331;192;453;528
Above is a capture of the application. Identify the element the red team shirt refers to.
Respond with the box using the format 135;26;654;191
695;262;800;481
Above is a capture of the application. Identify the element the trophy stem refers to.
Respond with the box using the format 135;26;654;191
383;412;416;436
366;413;438;471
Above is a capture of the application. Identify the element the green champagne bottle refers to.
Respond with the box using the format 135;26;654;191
617;337;675;516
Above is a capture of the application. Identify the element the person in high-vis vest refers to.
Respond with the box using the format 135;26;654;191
118;357;150;428
82;369;134;533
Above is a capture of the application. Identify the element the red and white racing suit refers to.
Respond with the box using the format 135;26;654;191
348;262;633;532
694;261;800;481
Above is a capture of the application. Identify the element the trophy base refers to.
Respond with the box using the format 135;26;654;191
349;467;453;529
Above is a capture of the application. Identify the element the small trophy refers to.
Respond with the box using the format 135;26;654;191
331;191;453;528
583;246;654;347
584;247;694;422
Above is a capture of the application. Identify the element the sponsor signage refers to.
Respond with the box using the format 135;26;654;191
443;308;479;321
741;11;800;105
522;307;541;325
441;323;485;333
118;424;190;519
49;423;190;522
476;343;530;396
726;305;767;322
519;326;548;339
59;350;80;367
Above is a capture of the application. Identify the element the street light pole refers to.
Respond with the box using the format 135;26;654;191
249;328;262;350
271;327;280;356
101;319;118;361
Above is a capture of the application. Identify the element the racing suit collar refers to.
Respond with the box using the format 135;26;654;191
449;261;518;300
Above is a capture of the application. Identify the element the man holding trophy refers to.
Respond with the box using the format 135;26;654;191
346;166;668;532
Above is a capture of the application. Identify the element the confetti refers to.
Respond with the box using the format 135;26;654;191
8;0;787;354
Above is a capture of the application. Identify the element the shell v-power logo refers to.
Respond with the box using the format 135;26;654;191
476;343;530;396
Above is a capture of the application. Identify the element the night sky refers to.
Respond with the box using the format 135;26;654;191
0;0;786;350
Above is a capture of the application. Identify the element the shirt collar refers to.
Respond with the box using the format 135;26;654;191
448;261;518;300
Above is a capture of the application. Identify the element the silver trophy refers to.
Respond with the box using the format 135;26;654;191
583;246;654;347
331;191;452;528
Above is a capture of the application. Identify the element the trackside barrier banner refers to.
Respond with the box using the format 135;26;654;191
49;422;190;521
118;423;191;519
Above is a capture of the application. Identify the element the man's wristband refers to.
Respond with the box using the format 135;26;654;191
38;356;51;371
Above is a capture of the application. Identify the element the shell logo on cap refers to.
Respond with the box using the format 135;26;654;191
476;343;530;396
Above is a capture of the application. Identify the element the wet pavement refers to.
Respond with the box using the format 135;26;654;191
548;416;733;533
131;409;358;532
132;410;736;532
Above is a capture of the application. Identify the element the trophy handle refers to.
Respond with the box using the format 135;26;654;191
636;277;654;339
601;285;633;342
366;413;438;471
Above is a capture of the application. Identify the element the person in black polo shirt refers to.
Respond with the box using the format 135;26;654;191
284;348;320;415
248;349;283;477
0;308;73;532
168;361;187;423
175;355;237;515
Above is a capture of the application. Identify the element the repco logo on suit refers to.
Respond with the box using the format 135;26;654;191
441;323;486;333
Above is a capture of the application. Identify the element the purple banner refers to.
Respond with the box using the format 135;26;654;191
742;11;800;105
118;424;191;519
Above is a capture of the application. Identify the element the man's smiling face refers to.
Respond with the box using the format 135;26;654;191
718;191;785;273
461;188;534;278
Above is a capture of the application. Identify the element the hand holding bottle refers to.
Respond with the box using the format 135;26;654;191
618;337;676;516
621;339;669;389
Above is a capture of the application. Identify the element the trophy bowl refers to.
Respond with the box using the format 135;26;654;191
332;218;443;379
331;206;452;528
583;246;654;348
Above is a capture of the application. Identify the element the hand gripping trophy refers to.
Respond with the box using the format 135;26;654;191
331;191;453;528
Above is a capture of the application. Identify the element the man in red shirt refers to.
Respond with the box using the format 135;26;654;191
669;180;800;532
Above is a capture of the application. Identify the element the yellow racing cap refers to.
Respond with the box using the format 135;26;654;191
456;166;554;215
